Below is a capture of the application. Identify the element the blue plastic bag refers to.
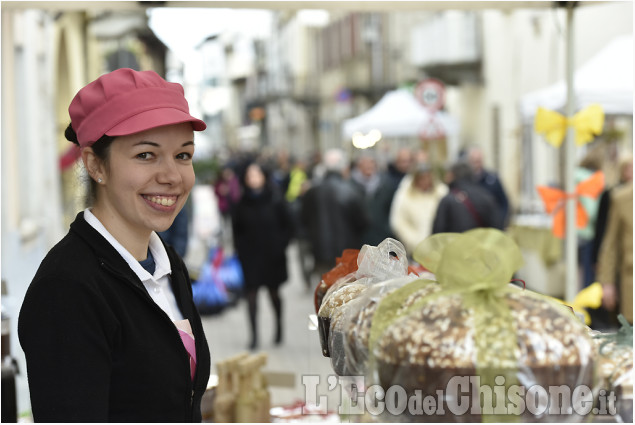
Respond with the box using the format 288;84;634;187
208;247;244;293
192;247;244;314
218;254;244;292
192;253;229;315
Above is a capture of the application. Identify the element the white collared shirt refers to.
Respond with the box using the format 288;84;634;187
84;209;185;322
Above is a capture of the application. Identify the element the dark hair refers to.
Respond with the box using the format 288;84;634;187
450;160;473;182
65;123;116;206
239;161;270;186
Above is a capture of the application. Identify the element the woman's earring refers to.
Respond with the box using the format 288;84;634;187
97;178;103;183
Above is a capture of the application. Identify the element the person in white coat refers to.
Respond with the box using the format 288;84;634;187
389;162;448;257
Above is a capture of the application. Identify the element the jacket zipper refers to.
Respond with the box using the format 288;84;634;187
100;259;196;420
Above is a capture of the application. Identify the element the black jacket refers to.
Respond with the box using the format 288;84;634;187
432;179;504;234
350;173;397;247
232;185;293;290
474;169;510;226
300;172;370;265
18;212;211;422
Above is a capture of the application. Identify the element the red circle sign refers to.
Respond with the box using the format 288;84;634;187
415;78;445;111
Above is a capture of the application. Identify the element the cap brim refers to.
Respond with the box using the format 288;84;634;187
105;108;206;137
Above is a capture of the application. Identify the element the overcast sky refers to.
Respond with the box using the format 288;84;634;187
147;8;274;62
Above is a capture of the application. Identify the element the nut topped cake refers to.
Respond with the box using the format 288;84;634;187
375;288;594;368
317;278;366;360
342;278;439;375
372;289;595;422
318;280;368;325
366;229;596;422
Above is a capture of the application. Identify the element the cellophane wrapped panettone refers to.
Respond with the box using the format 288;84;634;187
317;274;363;358
317;238;416;376
365;229;596;423
593;316;633;423
340;278;439;376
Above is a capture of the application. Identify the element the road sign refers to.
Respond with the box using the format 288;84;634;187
415;78;446;111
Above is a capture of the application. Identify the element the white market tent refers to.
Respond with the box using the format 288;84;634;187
341;88;460;140
520;34;633;120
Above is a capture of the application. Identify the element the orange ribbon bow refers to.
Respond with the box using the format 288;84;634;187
537;171;605;239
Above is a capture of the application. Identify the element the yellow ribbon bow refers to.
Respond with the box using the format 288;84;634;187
534;103;605;147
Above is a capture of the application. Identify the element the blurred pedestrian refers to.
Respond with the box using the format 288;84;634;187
301;148;370;283
232;162;293;350
597;176;633;324
386;147;414;189
214;164;241;250
285;157;310;203
214;165;241;218
308;150;327;184
18;68;211;422
589;155;632;329
350;154;398;246
432;160;504;234
593;154;633;267
390;162;448;256
272;149;292;194
465;146;510;227
575;149;605;288
285;157;313;287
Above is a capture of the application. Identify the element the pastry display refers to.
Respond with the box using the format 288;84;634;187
593;316;633;423
309;229;633;422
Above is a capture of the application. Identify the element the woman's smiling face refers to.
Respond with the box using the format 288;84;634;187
92;122;195;242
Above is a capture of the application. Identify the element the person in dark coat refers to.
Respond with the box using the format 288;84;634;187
432;160;504;234
350;154;397;246
232;162;293;350
386;147;414;189
18;68;211;422
300;148;370;281
466;146;510;227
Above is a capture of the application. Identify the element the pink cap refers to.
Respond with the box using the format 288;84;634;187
69;68;206;147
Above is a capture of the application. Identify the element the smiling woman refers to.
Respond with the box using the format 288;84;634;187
17;68;211;422
85;124;196;260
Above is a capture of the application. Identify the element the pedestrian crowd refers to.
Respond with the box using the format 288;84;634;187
206;144;509;271
194;142;631;338
192;146;503;286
